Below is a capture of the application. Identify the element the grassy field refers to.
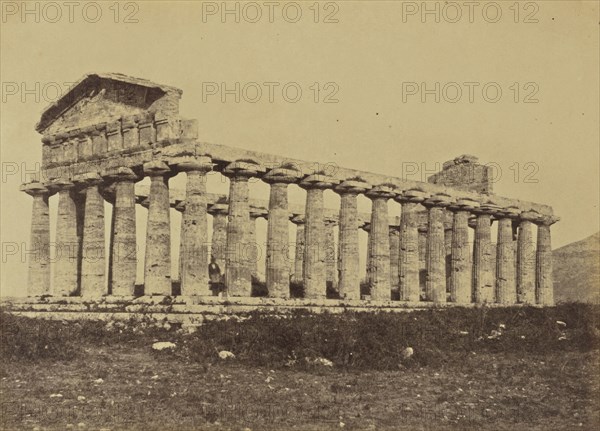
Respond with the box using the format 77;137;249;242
1;304;599;431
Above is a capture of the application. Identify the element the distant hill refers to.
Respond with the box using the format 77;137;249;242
553;232;600;304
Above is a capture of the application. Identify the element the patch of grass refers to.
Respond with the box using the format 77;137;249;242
2;304;598;372
0;312;80;362
183;303;600;370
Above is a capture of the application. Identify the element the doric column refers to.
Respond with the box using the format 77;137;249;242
102;167;138;296
495;206;520;304
143;161;172;296
174;156;213;296
389;224;400;295
472;202;497;303
395;189;426;302
517;210;538;304
444;214;453;295
223;161;262;297
362;222;372;285
335;179;370;300
365;185;396;301
418;227;427;274
263;167;301;298
449;198;479;304
423;193;452;303
324;218;338;291
21;182;51;296
209;203;228;272
248;208;267;282
299;174;338;300
536;215;559;305
74;173;106;298
47;179;79;297
291;215;305;284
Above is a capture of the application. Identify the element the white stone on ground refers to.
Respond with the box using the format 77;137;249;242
152;342;176;351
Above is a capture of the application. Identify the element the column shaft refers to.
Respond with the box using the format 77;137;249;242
338;193;360;299
389;228;400;293
225;177;251;296
293;223;305;283
426;207;446;302
247;216;259;281
303;188;326;299
324;222;337;290
517;220;536;303
399;202;420;301
109;181;137;295
27;192;51;296
54;188;79;296
473;214;493;303
81;185;106;297
180;172;209;295
211;212;227;270
144;175;171;295
536;223;554;305
266;183;290;298
450;210;472;303
496;218;517;304
368;198;391;300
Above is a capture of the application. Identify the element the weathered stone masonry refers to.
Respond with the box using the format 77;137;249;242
17;73;558;315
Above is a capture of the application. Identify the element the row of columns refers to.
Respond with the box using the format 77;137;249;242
23;159;557;305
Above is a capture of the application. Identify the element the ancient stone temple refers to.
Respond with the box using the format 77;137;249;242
10;73;559;324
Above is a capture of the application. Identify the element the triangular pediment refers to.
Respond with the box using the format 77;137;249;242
36;73;182;135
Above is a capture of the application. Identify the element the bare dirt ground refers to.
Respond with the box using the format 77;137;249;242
1;345;598;431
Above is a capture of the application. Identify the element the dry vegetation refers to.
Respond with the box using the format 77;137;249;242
1;304;599;430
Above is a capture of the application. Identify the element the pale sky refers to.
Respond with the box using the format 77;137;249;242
1;1;598;296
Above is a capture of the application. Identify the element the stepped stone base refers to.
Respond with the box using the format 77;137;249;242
1;296;544;327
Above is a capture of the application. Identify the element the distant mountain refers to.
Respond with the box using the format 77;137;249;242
553;232;600;304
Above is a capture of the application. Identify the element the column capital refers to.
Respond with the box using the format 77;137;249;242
263;166;302;184
223;160;263;178
250;206;268;219
101;166;138;182
394;188;428;204
20;182;49;196
423;193;453;208
208;202;229;216
448;197;480;212
335;178;371;195
143;161;171;177
45;178;75;193
290;214;305;225
535;214;560;226
73;172;103;187
494;205;521;220
473;201;501;215
365;183;396;200
299;173;339;190
169;155;213;173
519;210;541;222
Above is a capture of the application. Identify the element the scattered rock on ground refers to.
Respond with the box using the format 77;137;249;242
152;342;176;351
218;350;235;360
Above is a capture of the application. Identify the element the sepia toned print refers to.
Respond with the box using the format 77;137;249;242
1;1;598;430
